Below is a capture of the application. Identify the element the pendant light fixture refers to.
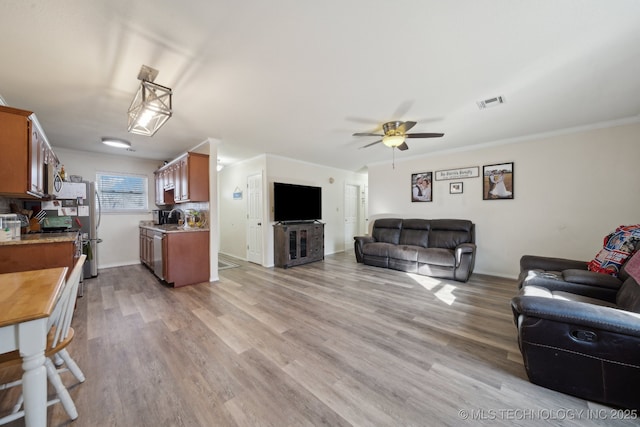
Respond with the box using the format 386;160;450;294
127;65;172;136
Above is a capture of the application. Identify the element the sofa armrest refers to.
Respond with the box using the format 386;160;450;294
354;235;375;263
453;243;476;282
455;243;475;264
519;255;587;272
511;294;640;336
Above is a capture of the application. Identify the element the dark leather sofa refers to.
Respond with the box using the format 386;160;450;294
353;218;476;282
512;259;640;409
516;255;627;301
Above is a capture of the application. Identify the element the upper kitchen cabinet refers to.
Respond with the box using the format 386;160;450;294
0;105;59;199
155;152;209;204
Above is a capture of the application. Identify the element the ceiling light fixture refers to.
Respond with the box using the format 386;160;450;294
127;65;172;136
382;134;405;148
101;137;132;149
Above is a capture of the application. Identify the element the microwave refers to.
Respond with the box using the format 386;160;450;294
152;209;179;225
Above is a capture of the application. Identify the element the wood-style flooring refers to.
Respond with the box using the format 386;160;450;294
1;252;635;426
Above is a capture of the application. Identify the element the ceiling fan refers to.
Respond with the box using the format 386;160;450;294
353;120;444;151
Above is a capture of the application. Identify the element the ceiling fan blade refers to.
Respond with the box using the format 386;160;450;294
405;132;445;138
360;139;382;149
398;121;417;133
353;132;383;137
397;142;409;151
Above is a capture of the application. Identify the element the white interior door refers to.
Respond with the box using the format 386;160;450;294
344;184;359;250
246;172;263;264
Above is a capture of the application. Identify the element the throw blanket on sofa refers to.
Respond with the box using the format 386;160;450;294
588;224;640;277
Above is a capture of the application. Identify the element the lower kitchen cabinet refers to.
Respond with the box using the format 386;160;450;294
0;234;79;280
164;231;210;287
140;225;209;287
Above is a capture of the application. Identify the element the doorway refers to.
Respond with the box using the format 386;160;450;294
344;183;359;251
246;172;263;264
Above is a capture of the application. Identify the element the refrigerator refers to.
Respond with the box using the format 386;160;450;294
40;181;101;278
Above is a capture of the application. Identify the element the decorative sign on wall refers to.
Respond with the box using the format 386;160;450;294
232;187;243;200
434;166;479;181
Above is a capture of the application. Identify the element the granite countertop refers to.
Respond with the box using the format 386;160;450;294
0;231;79;246
139;221;209;234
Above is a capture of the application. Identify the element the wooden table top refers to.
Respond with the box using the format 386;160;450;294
0;267;67;328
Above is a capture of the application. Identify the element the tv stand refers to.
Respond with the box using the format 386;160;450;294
273;222;324;268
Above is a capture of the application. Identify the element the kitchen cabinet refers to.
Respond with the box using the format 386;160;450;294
140;225;209;287
164;230;209;287
0;233;80;280
154;152;209;205
154;170;166;205
139;227;155;267
0;105;58;199
274;222;324;268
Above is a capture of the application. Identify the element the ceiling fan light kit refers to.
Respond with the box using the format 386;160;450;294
382;134;405;148
127;65;172;137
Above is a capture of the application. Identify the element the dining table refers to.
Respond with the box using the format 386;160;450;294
0;266;68;427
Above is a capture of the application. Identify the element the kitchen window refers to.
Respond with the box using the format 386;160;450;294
96;172;148;213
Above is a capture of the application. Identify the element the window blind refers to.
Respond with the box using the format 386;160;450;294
96;172;148;212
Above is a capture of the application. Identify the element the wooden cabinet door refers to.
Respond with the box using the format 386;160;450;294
154;171;165;205
179;156;189;201
0;107;31;198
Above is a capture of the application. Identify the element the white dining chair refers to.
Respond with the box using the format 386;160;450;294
0;255;87;424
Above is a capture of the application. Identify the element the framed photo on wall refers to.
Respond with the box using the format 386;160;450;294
411;172;432;202
449;182;463;194
483;162;514;200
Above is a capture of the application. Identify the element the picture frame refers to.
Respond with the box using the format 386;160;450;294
449;182;463;194
483;162;514;200
411;172;432;202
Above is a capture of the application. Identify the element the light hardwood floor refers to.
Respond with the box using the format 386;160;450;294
1;252;635;426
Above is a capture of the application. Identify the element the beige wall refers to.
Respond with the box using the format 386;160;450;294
367;122;640;278
54;147;161;269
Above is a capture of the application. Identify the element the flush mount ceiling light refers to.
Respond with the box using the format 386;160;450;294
101;137;131;149
127;65;172;136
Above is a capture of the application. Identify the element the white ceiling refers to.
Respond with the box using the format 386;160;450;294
1;1;639;172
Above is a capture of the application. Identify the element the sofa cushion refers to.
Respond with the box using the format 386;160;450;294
362;242;395;258
522;285;618;308
587;224;640;277
417;248;455;267
562;269;622;290
388;245;419;262
399;219;430;247
371;218;403;245
428;219;473;249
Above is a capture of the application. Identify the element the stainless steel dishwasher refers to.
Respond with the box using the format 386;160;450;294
153;232;164;280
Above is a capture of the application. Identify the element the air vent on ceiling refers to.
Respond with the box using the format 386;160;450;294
477;96;505;110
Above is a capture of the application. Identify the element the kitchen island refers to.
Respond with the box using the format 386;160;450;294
139;222;210;287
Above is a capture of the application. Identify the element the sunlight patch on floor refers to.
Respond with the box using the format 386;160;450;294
406;272;457;305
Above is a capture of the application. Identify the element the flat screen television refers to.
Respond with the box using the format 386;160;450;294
274;182;322;222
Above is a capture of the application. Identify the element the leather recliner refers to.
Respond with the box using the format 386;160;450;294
516;255;627;302
511;265;640;410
